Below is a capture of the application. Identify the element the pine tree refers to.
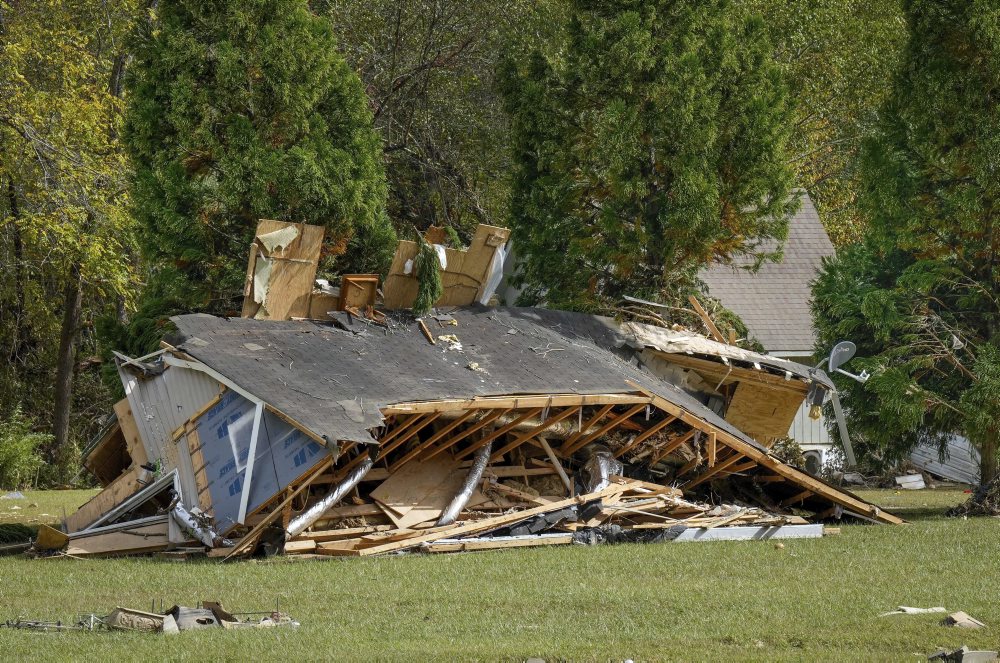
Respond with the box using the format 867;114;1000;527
500;0;795;310
812;0;1000;487
122;0;395;335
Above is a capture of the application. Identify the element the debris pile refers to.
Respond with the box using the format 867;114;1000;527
1;601;298;634
43;221;900;560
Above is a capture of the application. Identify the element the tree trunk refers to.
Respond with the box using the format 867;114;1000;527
979;427;998;487
52;264;83;459
5;176;29;364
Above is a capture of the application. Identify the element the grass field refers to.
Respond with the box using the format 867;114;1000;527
0;486;995;661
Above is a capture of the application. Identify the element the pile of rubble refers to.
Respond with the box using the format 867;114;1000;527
36;221;900;561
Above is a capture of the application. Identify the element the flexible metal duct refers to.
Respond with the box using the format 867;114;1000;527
436;440;493;526
170;501;225;548
285;456;374;539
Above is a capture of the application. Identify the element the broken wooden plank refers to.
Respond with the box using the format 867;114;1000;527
358;481;634;556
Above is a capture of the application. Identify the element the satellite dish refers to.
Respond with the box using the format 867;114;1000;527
825;340;869;384
828;341;857;373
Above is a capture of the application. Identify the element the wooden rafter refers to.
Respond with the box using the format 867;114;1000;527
491;407;582;462
563;403;647;455
779;489;813;507
648;428;698;466
454;408;544;460
682;452;746;489
559;404;615;454
707;431;717;467
613;415;678;458
375;412;443;462
422;408;510;462
390;410;479;470
622;381;904;524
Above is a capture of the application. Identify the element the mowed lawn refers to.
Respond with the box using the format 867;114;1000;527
0;487;996;661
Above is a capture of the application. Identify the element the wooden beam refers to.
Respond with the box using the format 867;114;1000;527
559;404;615;454
422;409;510;461
390;410;479;470
614;415;678;458
563;404;647;456
224;455;334;559
357;481;634;556
538;436;573;495
682;452;745;489
721;460;758;475
383;393;651;415
779;489;813;508
707;431;717;467
688;294;726;343
648;428;698;466
646;352;810;395
376;412;442;461
624;381;904;524
491;407;582;462
454;408;544;460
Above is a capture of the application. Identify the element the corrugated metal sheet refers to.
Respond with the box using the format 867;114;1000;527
118;364;222;506
910;436;979;485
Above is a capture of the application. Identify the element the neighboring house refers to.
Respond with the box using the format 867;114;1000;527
700;192;836;471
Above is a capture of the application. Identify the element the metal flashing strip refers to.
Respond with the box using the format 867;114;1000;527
85;470;178;531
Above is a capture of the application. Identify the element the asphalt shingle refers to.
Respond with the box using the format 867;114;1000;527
699;193;834;355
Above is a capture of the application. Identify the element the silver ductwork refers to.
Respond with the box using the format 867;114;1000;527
436;440;493;527
285;456;374;539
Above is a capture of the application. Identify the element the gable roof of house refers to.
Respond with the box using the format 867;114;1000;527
699;192;835;355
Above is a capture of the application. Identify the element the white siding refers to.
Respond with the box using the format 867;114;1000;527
118;363;222;507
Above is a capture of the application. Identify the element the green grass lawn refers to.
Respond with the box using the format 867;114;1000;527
0;487;995;661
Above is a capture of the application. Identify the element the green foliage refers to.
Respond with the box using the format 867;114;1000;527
812;0;1000;484
501;0;796;311
412;236;443;316
121;0;396;349
0;0;137;467
740;0;906;245
322;0;548;238
0;407;48;489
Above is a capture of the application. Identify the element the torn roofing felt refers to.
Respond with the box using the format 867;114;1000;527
168;307;768;452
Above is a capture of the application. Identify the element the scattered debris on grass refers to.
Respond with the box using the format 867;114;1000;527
928;645;998;662
942;612;986;629
0;600;298;634
880;606;948;617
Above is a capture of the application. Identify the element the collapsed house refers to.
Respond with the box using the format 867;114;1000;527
53;222;900;560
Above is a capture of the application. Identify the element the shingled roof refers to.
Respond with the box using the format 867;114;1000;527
700;192;834;355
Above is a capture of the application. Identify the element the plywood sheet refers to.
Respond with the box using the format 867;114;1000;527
382;224;510;309
114;398;149;470
371;456;464;529
241;220;324;320
724;381;804;443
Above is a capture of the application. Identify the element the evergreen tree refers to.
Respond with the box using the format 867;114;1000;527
122;0;395;340
500;0;795;310
812;0;1000;487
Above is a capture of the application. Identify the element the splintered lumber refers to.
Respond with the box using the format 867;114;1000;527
687;294;726;344
624;382;904;524
456;408;543;460
707;431;717;467
423;533;574;553
224;455;334;559
491;407;582;461
65;520;172;557
538;437;573;494
357;481;634;556
648;428;697;465
563;404;647;455
614;415;677;458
